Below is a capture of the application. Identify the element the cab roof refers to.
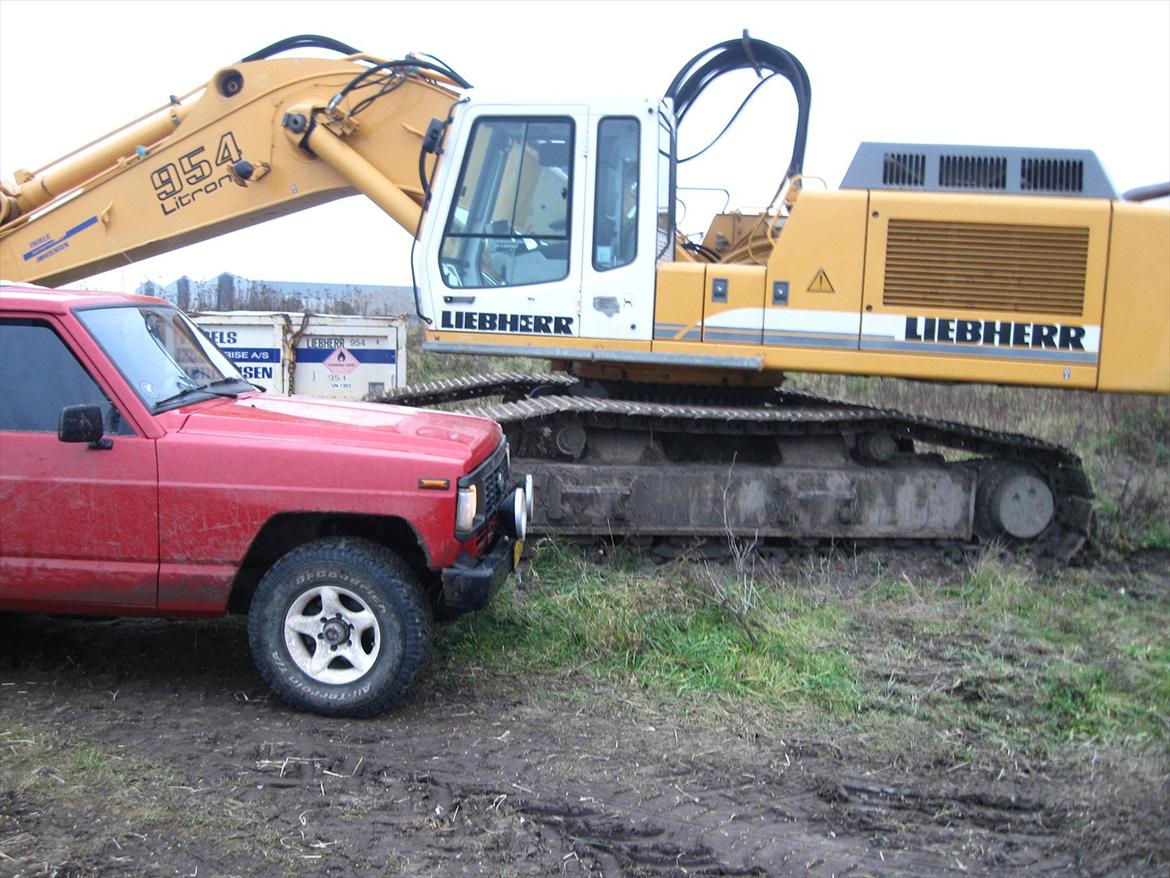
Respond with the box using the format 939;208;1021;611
0;283;167;313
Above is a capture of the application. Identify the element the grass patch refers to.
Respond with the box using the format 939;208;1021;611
435;540;861;713
437;544;1169;764
850;555;1170;760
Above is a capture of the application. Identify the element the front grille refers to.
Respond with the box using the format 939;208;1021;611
883;219;1089;316
457;438;510;539
480;452;506;518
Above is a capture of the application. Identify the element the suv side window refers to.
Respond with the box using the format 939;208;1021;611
0;320;131;434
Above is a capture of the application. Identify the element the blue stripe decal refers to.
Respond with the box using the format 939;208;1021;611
860;338;1098;364
22;216;99;262
296;348;397;364
764;333;858;349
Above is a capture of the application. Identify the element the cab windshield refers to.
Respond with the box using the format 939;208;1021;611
77;304;249;412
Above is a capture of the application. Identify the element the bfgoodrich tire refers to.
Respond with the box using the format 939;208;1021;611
247;537;433;718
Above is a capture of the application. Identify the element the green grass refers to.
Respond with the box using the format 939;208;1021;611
436;540;861;713
435;545;1169;762
851;556;1170;758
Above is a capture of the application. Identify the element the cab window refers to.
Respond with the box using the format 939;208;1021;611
593;117;639;271
440;117;573;288
0;320;130;434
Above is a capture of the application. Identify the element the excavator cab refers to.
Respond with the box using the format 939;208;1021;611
417;99;664;344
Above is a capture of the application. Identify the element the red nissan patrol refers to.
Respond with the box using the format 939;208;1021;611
0;285;531;717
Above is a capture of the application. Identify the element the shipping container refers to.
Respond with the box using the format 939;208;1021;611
190;311;407;400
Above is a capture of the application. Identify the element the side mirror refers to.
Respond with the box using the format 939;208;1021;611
58;404;112;450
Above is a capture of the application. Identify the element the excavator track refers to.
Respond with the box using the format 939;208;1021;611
381;375;1094;565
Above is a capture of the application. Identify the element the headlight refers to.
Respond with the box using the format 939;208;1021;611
456;484;478;533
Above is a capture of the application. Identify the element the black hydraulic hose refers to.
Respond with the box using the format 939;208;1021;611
665;32;811;180
239;37;473;94
678;74;777;163
337;58;473;102
239;35;364;62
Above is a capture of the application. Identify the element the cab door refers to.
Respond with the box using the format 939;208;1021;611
578;103;659;341
0;317;159;611
419;104;588;342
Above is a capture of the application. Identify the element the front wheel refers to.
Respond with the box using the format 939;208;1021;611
247;537;432;717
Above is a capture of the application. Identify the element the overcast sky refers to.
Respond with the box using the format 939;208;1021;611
2;0;1167;293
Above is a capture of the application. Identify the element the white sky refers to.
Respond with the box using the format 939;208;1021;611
2;0;1167;293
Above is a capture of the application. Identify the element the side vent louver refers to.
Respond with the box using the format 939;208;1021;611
1021;157;1085;193
883;152;926;187
841;144;1116;199
939;154;1007;190
882;220;1089;316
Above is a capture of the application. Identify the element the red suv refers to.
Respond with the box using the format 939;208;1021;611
0;285;531;716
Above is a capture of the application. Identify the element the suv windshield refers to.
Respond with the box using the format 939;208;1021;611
77;304;249;411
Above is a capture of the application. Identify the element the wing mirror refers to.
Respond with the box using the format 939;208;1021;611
58;404;112;450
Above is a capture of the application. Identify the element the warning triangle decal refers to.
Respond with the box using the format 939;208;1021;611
807;268;835;294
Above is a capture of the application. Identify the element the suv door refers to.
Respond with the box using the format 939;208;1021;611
0;318;159;611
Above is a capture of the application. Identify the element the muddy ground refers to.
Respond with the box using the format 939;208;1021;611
1;553;1167;878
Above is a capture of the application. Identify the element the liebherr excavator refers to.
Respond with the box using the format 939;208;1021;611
3;35;1167;563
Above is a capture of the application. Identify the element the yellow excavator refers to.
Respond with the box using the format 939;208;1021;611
3;34;1167;563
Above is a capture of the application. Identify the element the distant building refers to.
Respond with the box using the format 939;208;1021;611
137;272;418;319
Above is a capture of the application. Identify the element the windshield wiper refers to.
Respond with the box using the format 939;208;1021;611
153;377;250;410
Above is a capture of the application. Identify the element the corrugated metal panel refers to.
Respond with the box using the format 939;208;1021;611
882;219;1089;316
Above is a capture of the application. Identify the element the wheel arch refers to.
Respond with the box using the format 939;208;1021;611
226;512;434;614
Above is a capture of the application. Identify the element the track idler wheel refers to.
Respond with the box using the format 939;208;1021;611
976;464;1056;541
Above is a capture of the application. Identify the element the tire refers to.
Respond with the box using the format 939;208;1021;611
247;537;433;718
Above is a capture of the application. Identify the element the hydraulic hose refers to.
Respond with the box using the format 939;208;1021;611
665;32;811;181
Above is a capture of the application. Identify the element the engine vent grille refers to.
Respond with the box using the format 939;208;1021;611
939;154;1007;190
841;143;1117;199
882;219;1089;316
883;152;926;187
1021;157;1085;193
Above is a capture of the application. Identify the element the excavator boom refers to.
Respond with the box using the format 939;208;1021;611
1;42;465;287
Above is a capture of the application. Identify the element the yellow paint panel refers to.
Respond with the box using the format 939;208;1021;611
652;262;705;341
766;190;869;316
700;264;766;344
1098;203;1170;392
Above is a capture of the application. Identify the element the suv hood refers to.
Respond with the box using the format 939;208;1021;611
173;393;502;463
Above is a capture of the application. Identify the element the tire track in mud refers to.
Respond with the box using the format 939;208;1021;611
392;726;1070;877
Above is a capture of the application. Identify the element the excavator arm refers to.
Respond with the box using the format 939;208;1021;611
0;38;467;287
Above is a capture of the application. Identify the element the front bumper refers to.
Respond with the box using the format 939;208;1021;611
439;534;517;617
